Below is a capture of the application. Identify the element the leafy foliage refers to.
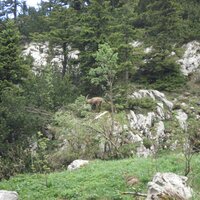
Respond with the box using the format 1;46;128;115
127;97;157;111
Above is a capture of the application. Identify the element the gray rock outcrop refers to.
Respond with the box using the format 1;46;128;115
22;42;79;72
178;41;200;76
0;190;18;200
175;109;188;131
127;90;194;157
146;172;193;200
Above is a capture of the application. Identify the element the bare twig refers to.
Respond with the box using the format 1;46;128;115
82;123;120;153
122;191;147;197
25;106;52;117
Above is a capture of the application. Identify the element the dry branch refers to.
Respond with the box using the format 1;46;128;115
122;191;147;197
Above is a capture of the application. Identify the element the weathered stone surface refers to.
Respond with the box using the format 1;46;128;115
128;132;143;143
175;109;188;130
0;190;18;200
178;41;200;76
136;145;153;158
67;159;89;171
130;90;174;111
146;172;193;200
22;42;79;71
156;102;165;119
155;121;165;142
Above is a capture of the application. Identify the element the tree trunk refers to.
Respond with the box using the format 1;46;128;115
109;82;115;136
62;42;68;78
13;0;17;20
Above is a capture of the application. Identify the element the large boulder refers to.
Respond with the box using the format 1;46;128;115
0;190;18;200
67;159;89;171
146;172;193;200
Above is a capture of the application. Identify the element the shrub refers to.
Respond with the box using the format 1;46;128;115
67;95;91;118
127;97;157;111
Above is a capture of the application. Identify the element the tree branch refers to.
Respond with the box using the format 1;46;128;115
122;191;147;197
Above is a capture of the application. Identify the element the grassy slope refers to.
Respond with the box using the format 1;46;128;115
0;153;199;200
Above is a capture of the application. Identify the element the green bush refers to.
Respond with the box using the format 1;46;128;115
31;132;51;173
127;97;157;111
0;88;49;179
143;138;152;149
67;95;91;118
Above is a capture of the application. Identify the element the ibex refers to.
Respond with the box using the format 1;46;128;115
86;95;104;112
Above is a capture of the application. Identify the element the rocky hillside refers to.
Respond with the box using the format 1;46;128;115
22;41;200;76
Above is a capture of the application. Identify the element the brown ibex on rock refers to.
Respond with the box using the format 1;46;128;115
86;95;104;112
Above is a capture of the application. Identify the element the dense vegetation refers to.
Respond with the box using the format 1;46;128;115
0;0;200;198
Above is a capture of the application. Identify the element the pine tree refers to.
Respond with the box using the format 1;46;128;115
136;0;185;48
0;20;28;91
74;0;112;94
47;5;78;77
108;0;142;81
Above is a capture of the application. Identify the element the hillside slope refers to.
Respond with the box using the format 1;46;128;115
0;153;199;199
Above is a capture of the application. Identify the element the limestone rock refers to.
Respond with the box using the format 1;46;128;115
146;172;193;200
128;110;156;138
67;159;89;171
130;90;173;110
136;145;153;158
155;121;165;142
128;132;143;143
0;190;18;200
175;109;188;130
22;42;79;72
178;41;200;76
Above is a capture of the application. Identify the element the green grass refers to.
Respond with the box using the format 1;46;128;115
0;153;199;200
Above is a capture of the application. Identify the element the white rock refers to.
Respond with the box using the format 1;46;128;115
131;90;173;110
67;159;89;171
127;90;174;152
0;190;18;200
146;112;155;127
146;172;193;200
144;46;153;54
175;109;188;130
128;132;143;143
156;103;165;119
22;42;79;72
137;114;146;129
130;40;143;48
178;41;200;76
136;144;152;158
162;98;174;110
181;102;187;107
156;121;165;138
170;140;178;151
152;90;165;99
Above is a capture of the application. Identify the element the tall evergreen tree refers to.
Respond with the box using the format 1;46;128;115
48;5;78;77
0;0;21;20
74;0;112;94
108;0;142;81
0;20;28;91
136;0;185;48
